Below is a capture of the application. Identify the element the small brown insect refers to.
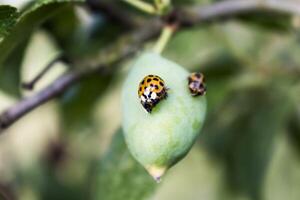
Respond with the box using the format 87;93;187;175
188;72;206;96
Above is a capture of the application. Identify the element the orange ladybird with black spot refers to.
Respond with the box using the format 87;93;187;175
138;75;168;113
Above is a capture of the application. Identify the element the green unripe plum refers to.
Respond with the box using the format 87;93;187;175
121;51;207;181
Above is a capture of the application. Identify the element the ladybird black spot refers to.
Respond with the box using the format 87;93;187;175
148;75;154;77
152;98;158;104
159;82;164;86
141;80;145;85
150;84;154;87
139;87;142;91
155;85;159;89
147;79;151;83
153;78;159;81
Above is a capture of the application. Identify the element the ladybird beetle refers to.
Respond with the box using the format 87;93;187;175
138;75;168;113
188;72;206;96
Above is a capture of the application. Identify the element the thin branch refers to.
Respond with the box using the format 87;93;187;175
180;0;300;25
122;0;157;15
21;54;66;91
0;72;80;130
1;0;300;132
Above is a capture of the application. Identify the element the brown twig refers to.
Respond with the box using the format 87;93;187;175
1;0;300;132
0;72;80;130
21;54;68;91
179;0;300;26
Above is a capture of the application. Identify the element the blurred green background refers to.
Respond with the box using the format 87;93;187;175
0;0;300;200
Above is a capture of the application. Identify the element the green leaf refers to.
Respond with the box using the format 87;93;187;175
0;39;28;96
61;72;113;133
287;110;300;153
42;5;81;54
0;0;83;95
92;129;156;200
237;11;292;32
202;86;293;199
0;0;84;66
0;5;18;39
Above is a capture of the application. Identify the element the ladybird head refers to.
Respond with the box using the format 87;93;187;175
188;72;206;96
138;75;168;113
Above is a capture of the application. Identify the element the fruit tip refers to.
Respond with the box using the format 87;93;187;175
154;176;162;183
146;165;167;183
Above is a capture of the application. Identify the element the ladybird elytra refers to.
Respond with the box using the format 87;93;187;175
138;74;168;113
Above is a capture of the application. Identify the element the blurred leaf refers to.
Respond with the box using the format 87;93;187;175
0;5;18;39
164;25;226;70
263;130;300;200
92;129;156;200
0;0;84;65
220;21;269;65
202;86;293;199
78;22;123;57
287;109;300;154
257;33;300;74
39;168;86;200
0;39;28;96
0;0;83;95
0;5;23;96
237;11;292;32
42;5;81;54
201;52;243;111
61;71;113;132
17;162;86;200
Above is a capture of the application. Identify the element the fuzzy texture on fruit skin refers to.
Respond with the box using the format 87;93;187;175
121;52;207;179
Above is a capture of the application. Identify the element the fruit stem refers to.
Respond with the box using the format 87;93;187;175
153;24;177;54
123;0;156;14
